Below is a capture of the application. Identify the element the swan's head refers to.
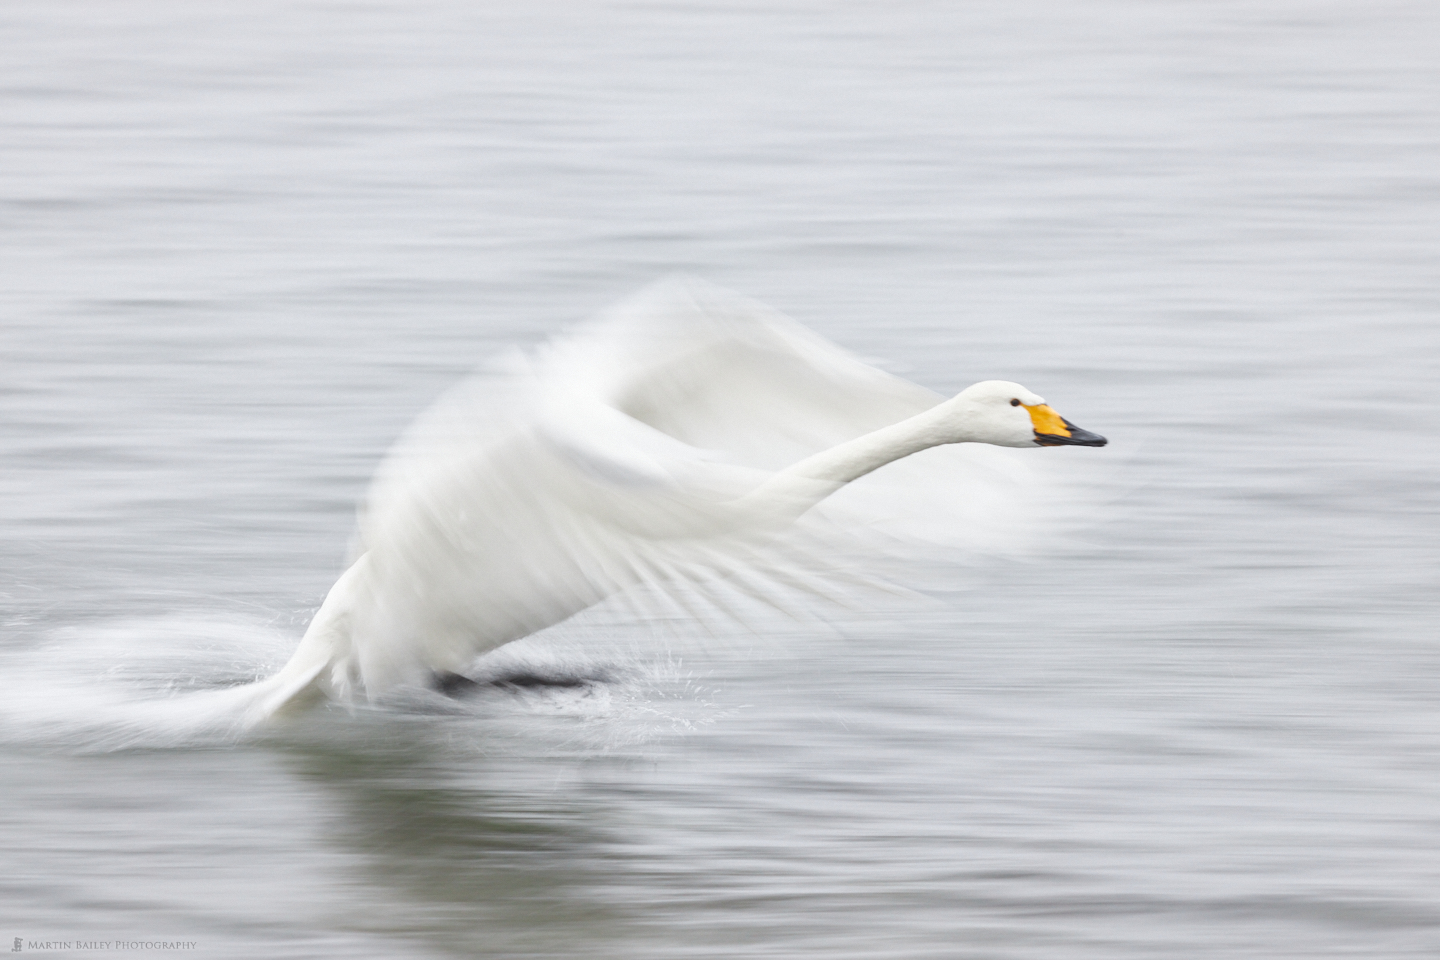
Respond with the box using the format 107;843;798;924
941;380;1108;449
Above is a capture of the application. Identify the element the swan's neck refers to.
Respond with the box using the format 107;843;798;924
787;405;954;485
741;404;955;518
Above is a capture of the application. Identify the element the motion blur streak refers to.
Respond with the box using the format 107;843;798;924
2;1;1439;958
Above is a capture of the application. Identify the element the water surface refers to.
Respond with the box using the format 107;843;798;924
3;1;1440;957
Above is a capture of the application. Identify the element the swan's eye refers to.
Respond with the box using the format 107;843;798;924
1009;398;1021;407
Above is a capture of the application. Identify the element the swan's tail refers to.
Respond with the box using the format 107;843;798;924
226;554;370;727
222;655;328;727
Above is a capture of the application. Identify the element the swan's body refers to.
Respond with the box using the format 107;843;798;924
239;280;1104;724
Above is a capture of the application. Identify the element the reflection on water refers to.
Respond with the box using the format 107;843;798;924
278;732;632;958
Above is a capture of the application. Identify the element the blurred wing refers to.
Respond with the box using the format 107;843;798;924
553;277;946;469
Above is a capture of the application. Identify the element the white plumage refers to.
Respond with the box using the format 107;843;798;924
237;278;1104;723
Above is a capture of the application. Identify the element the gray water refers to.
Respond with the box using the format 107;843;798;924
4;1;1440;956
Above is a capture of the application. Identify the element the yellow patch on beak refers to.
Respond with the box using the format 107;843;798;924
1025;403;1071;437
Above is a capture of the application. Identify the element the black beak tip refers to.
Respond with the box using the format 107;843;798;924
1035;418;1108;448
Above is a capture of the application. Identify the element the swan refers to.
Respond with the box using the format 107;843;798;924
235;279;1105;724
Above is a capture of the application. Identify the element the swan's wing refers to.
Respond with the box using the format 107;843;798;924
366;277;946;511
547;277;946;470
339;405;806;698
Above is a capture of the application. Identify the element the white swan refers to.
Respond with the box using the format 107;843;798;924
237;280;1105;723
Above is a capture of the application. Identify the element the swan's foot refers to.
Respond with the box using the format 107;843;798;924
430;671;482;696
430;668;612;697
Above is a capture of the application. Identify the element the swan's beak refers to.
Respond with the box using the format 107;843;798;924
1026;404;1108;447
